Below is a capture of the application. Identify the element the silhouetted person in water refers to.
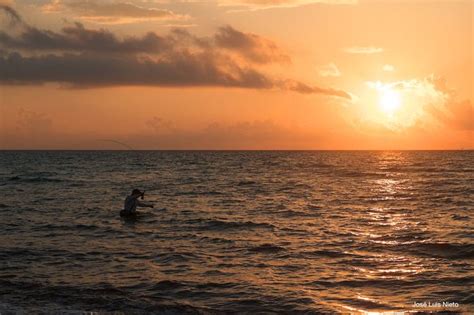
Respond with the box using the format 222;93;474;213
120;189;154;217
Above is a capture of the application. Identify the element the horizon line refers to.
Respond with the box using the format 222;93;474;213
0;149;472;152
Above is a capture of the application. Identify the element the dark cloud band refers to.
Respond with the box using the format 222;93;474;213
0;51;273;88
0;5;351;99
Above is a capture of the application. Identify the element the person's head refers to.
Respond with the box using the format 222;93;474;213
131;189;143;198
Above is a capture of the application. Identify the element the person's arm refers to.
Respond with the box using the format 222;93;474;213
137;201;154;208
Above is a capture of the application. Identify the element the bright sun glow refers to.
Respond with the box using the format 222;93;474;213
379;89;401;115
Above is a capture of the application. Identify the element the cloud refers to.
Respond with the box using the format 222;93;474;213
0;5;351;99
215;25;290;64
128;119;322;150
0;22;171;53
0;3;22;25
382;64;394;72
0;23;287;64
0;51;275;88
318;62;340;77
280;79;350;98
0;51;351;99
16;108;54;138
429;99;473;131
196;120;317;148
1;118;323;149
344;46;384;54
146;116;176;134
42;0;188;24
218;0;358;10
421;76;473;131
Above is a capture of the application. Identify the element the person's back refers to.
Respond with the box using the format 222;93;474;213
123;195;138;214
120;189;154;217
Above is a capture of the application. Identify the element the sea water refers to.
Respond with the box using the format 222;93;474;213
0;151;472;313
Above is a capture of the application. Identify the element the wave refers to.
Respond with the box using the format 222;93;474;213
31;223;101;232
312;275;473;289
7;176;64;183
334;296;397;311
150;280;185;291
187;218;276;231
365;242;474;259
248;244;286;253
303;250;359;258
278;209;316;218
451;214;471;221
237;180;257;186
174;191;224;196
369;232;431;244
0;279;213;314
334;170;383;178
154;252;202;264
406;242;474;259
198;236;235;244
0;247;108;262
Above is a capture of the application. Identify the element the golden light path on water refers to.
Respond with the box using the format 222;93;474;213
323;152;432;314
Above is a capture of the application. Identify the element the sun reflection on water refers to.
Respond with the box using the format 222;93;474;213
332;152;436;313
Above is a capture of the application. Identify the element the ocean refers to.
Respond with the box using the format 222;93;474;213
0;151;472;314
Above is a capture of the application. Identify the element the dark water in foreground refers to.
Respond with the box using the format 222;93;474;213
0;151;472;314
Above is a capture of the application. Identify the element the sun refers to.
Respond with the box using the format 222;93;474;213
379;89;401;115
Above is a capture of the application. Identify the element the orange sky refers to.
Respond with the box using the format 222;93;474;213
0;0;472;149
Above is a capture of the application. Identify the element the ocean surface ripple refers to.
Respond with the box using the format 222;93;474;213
0;151;472;314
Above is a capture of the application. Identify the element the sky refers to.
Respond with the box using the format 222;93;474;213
0;0;472;149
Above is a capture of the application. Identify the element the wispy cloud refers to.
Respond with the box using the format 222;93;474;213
318;62;341;77
429;99;473;131
0;3;22;25
42;0;189;24
2;117;323;150
344;46;383;54
215;25;290;64
219;0;358;11
382;64;394;72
